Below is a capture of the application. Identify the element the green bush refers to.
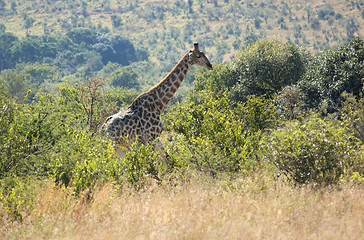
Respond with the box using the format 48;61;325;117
118;138;165;186
274;85;308;120
48;125;169;194
231;38;306;100
298;37;364;107
265;117;361;184
0;176;38;222
341;88;364;144
165;90;277;176
48;128;116;192
190;38;307;103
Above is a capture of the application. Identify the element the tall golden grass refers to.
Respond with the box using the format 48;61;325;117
1;172;364;240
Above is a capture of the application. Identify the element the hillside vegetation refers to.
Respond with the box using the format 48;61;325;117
1;0;364;63
0;0;364;239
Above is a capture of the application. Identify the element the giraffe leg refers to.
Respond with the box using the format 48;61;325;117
155;139;170;165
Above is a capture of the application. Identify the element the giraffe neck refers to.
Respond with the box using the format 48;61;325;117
129;52;191;114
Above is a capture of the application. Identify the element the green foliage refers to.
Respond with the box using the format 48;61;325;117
341;88;364;144
0;76;168;203
0;32;18;70
274;85;308;120
118;138;164;186
299;37;364;107
1;0;361;61
107;87;139;109
92;33;146;65
165;90;277;176
191;63;236;95
72;78;118;132
2;2;364;222
0;92;31;178
108;65;140;89
0;176;37;222
0;28;145;78
11;37;57;64
66;27;98;45
49;130;166;194
0;63;62;100
0;79;119;179
191;39;307;103
350;172;364;184
231;38;306;100
0;69;29;100
265;117;360;185
57;79;136;133
20;63;60;86
48;127;116;194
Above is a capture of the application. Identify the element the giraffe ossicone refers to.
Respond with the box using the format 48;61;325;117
101;43;213;160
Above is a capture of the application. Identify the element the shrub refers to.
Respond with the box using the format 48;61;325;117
0;175;38;222
49;128;166;195
48;128;117;194
265;117;361;185
118;138;165;186
165;90;277;176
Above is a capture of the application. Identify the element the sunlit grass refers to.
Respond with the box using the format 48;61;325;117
1;171;364;240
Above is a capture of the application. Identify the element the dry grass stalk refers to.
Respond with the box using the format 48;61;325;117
1;175;364;240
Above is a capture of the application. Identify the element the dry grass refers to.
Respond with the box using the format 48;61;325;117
1;173;364;240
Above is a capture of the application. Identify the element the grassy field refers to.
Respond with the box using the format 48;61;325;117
1;171;364;240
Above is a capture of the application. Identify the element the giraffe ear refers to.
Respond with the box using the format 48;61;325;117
194;43;199;52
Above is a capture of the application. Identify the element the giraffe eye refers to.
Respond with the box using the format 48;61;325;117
196;54;201;58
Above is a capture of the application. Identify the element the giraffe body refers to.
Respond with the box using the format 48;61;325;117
101;43;213;158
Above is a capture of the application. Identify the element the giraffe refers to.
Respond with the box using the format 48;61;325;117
101;43;213;160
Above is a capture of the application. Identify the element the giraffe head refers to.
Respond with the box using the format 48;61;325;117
188;43;213;70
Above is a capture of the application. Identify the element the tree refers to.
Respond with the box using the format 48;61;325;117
231;38;306;100
111;15;122;29
165;90;276;175
11;1;16;11
342;89;364;144
10;37;57;64
299;37;364;107
23;16;35;36
0;32;18;71
66;28;98;45
187;0;193;13
0;0;5;9
305;4;312;24
75;78;117;132
345;17;359;39
92;33;141;65
19;63;61;91
0;23;5;33
0;70;29;101
109;66;140;89
190;63;236;99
